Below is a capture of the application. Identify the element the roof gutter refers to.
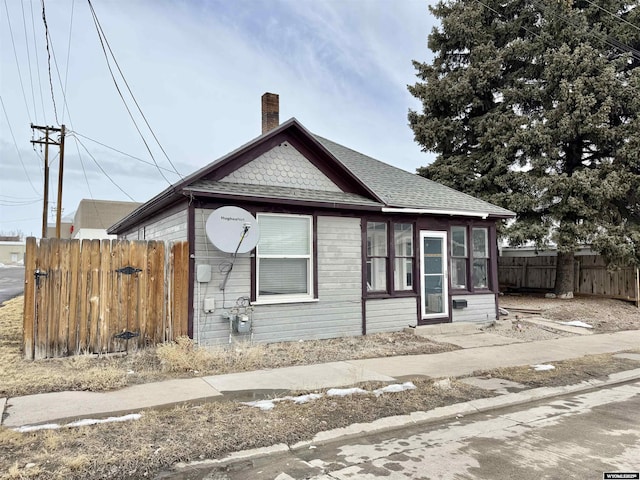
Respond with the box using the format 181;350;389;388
381;207;490;219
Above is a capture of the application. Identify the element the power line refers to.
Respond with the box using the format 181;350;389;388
0;95;40;196
61;0;75;123
582;0;640;35
3;0;34;121
87;0;182;180
30;0;47;121
73;136;137;202
70;131;180;175
529;0;640;61
40;0;59;124
20;0;39;123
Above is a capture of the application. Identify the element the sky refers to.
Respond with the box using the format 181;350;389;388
1;0;437;238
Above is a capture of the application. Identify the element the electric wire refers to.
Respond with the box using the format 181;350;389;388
20;0;39;123
70;135;106;229
61;0;75;123
30;0;47;121
73;136;137;202
86;0;182;180
529;0;640;61
70;131;179;175
3;0;34;121
40;0;59;124
582;0;640;34
86;2;173;186
0;95;40;196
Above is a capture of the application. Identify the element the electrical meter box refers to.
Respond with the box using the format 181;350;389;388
196;264;212;283
203;297;215;313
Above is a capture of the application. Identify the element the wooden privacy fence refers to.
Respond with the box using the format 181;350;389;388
499;255;640;306
23;237;189;359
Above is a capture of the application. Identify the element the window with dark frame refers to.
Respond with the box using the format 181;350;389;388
472;227;489;289
365;220;416;296
366;222;387;292
450;225;490;292
450;226;467;289
393;223;414;291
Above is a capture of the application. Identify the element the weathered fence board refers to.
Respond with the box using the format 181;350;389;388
23;238;189;359
499;254;639;305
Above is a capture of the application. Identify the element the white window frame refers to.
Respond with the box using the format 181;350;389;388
255;213;314;304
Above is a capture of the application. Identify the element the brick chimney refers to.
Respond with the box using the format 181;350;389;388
261;92;279;134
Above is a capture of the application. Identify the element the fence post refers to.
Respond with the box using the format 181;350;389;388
636;268;640;308
23;237;37;360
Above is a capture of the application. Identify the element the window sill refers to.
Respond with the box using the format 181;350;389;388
365;292;418;299
450;289;494;295
252;297;319;306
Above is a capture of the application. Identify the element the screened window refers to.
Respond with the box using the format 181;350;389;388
472;228;489;289
394;223;414;291
450;226;467;289
366;222;387;291
257;214;313;300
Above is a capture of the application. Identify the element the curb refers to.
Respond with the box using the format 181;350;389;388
169;367;640;474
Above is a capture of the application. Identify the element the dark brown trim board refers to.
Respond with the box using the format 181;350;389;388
187;202;195;339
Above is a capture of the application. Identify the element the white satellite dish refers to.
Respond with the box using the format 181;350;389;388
206;206;260;254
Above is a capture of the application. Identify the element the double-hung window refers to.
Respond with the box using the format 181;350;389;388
256;214;313;302
366;221;415;294
472;228;489;289
450;225;490;291
450;226;467;289
394;223;414;291
366;222;387;292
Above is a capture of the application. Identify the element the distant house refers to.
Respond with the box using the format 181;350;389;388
68;199;141;240
0;235;25;265
109;93;515;345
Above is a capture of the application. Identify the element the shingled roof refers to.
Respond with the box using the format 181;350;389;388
313;135;514;218
109;118;514;233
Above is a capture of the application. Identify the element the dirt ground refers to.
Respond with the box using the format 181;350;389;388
1;294;640;479
499;294;639;332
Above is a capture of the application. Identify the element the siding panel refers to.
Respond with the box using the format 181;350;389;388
366;297;417;333
192;211;362;345
451;294;496;323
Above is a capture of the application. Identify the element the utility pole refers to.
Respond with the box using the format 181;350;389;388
31;124;65;238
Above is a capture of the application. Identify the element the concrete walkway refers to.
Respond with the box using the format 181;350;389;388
2;329;640;428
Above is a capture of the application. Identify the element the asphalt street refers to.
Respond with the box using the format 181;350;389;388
0;267;25;304
176;380;640;480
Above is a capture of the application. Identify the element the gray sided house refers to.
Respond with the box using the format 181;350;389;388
109;94;515;346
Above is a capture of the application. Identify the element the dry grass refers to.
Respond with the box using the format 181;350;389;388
0;377;489;480
471;352;640;388
1;296;457;397
500;295;640;332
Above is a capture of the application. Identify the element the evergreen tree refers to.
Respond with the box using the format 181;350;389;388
409;0;640;296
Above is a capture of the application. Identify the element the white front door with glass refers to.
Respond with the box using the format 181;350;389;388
420;231;449;319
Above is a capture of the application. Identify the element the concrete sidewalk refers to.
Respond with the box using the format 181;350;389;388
2;329;640;429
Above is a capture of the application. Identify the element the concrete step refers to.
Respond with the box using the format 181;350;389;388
405;322;491;337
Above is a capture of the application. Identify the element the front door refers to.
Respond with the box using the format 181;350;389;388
420;231;449;320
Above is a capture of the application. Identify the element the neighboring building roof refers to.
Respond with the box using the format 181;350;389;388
74;199;142;230
109;118;514;233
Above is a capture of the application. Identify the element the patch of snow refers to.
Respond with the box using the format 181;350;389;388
326;387;367;397
14;413;142;432
373;382;416;397
243;383;418;410
559;321;593;329
532;364;555;371
16;423;61;433
288;393;323;404
66;413;142;427
242;399;278;411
